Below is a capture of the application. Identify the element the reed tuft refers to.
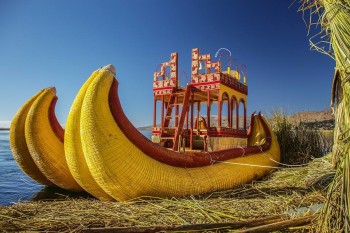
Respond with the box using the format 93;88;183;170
298;0;350;231
268;110;330;165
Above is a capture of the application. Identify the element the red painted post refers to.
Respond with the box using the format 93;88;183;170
175;96;179;127
207;91;211;130
161;95;165;128
196;101;200;130
153;98;157;128
218;91;222;128
244;102;247;130
190;92;194;150
230;99;233;128
236;104;239;130
228;98;231;128
173;86;191;151
186;103;189;131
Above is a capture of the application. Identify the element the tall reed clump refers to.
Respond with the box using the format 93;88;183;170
269;111;327;165
298;1;350;231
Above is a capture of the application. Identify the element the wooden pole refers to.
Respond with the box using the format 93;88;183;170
237;215;316;233
175;96;179;127
228;98;231;128
244;101;247;130
82;214;317;233
197;101;200;131
161;95;164;128
236;101;239;129
190;92;194;150
153;98;156;128
230;98;234;128
218;90;222;128
207;90;210;130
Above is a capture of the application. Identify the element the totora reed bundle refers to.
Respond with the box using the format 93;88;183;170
0;155;334;232
299;0;350;231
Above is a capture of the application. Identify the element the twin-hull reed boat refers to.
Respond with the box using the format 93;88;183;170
10;48;280;201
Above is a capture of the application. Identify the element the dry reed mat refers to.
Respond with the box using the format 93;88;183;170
298;0;350;232
0;154;333;232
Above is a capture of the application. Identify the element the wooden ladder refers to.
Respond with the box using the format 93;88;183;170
163;91;176;128
173;85;192;151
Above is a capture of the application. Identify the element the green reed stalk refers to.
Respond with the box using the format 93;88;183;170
299;0;350;231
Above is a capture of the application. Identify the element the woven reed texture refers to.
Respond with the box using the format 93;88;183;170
25;87;82;191
208;137;247;151
325;1;350;167
318;1;350;231
248;114;266;146
109;81;272;168
9;89;54;186
65;69;113;200
80;71;280;201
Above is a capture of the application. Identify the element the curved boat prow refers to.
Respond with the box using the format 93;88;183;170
80;67;281;201
10;64;281;201
11;88;83;191
109;78;277;167
10;89;54;186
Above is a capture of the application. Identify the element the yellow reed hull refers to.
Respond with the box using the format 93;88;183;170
10;89;54;186
78;67;280;201
10;65;280;201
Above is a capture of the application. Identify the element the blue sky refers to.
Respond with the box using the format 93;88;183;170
0;0;335;127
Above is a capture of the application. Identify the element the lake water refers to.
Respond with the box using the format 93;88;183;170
0;130;152;206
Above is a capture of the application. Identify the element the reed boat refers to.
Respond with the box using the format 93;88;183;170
10;48;280;201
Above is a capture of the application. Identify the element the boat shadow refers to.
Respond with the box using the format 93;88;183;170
30;186;95;202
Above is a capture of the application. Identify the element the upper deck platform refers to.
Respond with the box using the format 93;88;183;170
151;48;249;151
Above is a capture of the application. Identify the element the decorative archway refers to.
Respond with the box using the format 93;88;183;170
230;96;238;129
238;99;246;130
220;92;230;127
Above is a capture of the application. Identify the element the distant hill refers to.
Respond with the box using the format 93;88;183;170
290;108;333;122
138;126;153;131
289;109;334;130
138;115;248;131
138;109;334;131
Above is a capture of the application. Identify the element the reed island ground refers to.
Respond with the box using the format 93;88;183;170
0;151;334;232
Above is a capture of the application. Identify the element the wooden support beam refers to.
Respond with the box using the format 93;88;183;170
190;92;194;150
218;90;222;128
244;102;247;130
237;215;317;233
161;95;164;128
228;98;231;128
82;214;317;233
196;101;200;131
207;90;210;130
236;103;239;129
153;98;156;128
163;92;176;128
173;85;192;151
175;96;179;127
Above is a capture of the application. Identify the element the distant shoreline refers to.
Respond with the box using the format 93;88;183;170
137;108;335;132
0;128;10;131
137;127;152;132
